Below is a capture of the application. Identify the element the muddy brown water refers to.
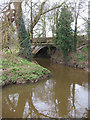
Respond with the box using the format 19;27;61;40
2;58;88;118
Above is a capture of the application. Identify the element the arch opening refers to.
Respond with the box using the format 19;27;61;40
34;46;56;58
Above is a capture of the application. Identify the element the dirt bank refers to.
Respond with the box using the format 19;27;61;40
51;46;89;72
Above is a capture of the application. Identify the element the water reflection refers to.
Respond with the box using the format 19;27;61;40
2;58;88;118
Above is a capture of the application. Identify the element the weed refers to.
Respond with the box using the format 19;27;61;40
18;72;22;76
2;75;6;81
82;46;88;54
77;52;87;61
0;65;2;69
11;67;20;71
1;53;51;86
32;70;36;74
30;74;38;80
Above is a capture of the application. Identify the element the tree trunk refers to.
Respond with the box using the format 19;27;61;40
42;15;46;42
30;0;33;43
14;2;32;60
74;16;77;52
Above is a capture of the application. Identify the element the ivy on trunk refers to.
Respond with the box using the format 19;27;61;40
14;3;32;60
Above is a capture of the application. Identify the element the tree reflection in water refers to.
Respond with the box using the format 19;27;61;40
2;58;88;118
2;79;88;118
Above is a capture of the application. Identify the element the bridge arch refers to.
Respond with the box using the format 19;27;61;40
32;45;56;57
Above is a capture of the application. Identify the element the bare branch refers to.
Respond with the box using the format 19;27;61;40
32;0;66;28
32;0;48;27
42;1;66;15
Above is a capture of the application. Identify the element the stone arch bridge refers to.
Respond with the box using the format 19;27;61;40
31;37;56;57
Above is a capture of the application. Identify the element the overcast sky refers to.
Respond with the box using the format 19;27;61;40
0;0;88;36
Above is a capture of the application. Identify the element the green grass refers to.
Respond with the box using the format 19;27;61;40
1;53;51;86
82;46;88;54
77;52;87;61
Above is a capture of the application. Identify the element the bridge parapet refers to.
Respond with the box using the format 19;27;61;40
32;37;53;44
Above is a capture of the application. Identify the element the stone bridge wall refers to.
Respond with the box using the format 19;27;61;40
33;37;53;43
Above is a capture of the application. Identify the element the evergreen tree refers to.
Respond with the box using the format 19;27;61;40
17;14;32;60
55;5;73;59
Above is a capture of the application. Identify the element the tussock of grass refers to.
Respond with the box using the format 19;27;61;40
0;53;51;87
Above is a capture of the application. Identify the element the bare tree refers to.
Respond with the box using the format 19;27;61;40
1;0;66;59
70;0;87;51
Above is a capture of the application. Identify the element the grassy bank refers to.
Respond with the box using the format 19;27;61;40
0;52;51;87
51;46;88;72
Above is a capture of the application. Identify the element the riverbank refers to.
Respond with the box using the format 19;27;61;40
0;52;51;87
51;46;89;72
